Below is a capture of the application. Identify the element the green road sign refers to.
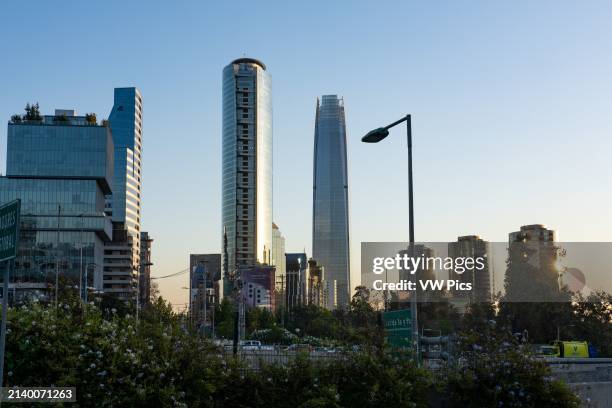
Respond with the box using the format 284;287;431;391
382;308;412;348
0;200;20;262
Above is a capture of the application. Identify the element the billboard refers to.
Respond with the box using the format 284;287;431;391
240;266;276;310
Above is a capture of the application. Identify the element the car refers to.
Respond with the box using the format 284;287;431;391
319;347;337;353
285;343;312;353
240;340;262;351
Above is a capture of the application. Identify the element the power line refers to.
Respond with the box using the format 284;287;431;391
150;267;190;280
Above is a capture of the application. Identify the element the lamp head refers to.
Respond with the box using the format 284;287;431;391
361;127;389;143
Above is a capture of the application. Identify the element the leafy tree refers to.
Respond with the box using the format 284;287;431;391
214;297;235;339
10;114;22;123
443;304;581;407
85;113;97;125
23;102;41;121
246;307;275;333
571;290;612;356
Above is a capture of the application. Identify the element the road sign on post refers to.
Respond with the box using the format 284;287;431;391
0;199;20;388
0;200;20;263
382;308;412;349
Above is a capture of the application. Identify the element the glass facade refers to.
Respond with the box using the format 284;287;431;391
312;95;350;307
222;58;272;296
107;87;142;247
106;88;143;298
7;122;113;193
0;119;114;301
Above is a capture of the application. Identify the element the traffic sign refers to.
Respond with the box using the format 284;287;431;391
0;200;20;262
382;308;412;348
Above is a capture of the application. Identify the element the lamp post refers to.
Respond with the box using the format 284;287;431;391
85;263;96;303
362;114;419;364
77;213;86;302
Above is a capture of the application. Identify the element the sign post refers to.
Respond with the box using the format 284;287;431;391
382;308;412;349
0;199;21;388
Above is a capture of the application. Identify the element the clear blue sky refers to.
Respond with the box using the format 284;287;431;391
2;1;611;308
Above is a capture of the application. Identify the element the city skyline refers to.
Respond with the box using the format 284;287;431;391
1;1;612;308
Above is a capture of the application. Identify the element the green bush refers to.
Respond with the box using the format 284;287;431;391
3;297;582;407
443;303;581;407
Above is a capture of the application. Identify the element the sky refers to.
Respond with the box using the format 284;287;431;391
1;1;611;309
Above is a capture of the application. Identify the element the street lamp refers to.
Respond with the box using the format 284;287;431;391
77;213;87;302
84;263;96;303
362;114;419;364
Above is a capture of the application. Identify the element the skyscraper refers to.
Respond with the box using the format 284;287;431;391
448;235;491;308
104;87;143;299
506;224;560;301
107;87;142;249
222;58;272;296
312;95;350;307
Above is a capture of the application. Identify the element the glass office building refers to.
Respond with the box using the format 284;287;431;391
312;95;350;308
222;58;273;296
0;111;114;301
105;87;143;298
107;87;142;246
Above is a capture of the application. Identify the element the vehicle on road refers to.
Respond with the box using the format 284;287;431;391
284;343;312;353
240;340;262;351
534;341;590;358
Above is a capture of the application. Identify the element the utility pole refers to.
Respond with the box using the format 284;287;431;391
79;214;84;302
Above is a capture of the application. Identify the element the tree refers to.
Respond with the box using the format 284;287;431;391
571;290;612;356
214;297;235;339
23;102;41;121
85;113;97;125
10;114;22;123
444;305;581;407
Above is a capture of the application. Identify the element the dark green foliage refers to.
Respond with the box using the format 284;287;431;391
443;302;581;407
3;295;584;407
23;102;41;121
567;290;612;357
217;353;431;408
85;113;97;125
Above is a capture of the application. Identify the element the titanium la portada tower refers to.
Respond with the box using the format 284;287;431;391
222;58;273;296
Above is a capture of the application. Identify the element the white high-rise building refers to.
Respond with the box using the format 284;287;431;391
222;58;273;297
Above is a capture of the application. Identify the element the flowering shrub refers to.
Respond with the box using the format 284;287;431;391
6;298;226;406
4;297;581;407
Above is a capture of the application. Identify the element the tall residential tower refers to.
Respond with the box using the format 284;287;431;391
222;58;273;296
104;87;143;299
312;95;350;307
